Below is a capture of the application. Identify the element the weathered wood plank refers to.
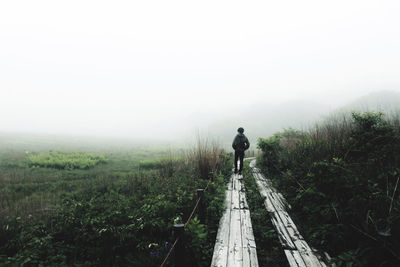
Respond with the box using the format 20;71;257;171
239;188;249;210
240;209;250;267
211;187;232;266
231;187;240;210
227;210;242;266
240;211;256;249
240;209;258;267
235;174;241;190
250;159;328;267
300;250;326;267
269;211;296;249
212;172;259;267
285;250;307;267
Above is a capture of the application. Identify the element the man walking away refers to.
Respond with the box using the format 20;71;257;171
232;127;250;175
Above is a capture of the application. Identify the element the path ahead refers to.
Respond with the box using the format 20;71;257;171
250;159;328;267
211;172;259;267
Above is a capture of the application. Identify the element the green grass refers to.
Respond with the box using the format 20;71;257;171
0;135;230;266
28;151;107;170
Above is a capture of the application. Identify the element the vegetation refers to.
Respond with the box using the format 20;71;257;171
257;112;400;266
28;151;107;170
242;163;288;266
0;137;231;266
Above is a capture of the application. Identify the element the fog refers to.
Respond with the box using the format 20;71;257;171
1;0;400;142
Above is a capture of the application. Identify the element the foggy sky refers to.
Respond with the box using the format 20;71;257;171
1;0;400;140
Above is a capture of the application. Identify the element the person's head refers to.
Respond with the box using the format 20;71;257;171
237;127;244;134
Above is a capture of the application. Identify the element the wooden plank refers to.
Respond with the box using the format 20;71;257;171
240;209;258;266
284;250;307;267
211;184;232;266
234;174;241;191
274;212;307;248
239;179;249;210
272;201;326;267
249;244;258;267
231;187;240;210
227;209;242;267
240;209;251;267
269;211;296;249
299;250;326;267
239;172;258;266
229;173;243;266
284;249;297;266
228;173;233;191
212;171;259;267
211;208;231;266
250;159;328;267
239;193;249;210
240;211;255;245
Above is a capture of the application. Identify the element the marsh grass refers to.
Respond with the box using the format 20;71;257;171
0;137;230;266
188;134;223;180
28;151;107;170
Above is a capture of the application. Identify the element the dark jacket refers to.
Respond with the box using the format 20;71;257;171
232;133;250;152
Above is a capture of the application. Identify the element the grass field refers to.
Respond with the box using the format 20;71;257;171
0;134;231;266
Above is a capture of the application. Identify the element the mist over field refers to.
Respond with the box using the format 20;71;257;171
2;2;400;266
1;0;400;144
2;90;400;149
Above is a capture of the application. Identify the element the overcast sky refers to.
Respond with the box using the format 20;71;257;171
1;0;400;140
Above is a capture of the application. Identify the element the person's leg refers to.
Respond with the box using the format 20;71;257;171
234;151;239;173
239;151;244;174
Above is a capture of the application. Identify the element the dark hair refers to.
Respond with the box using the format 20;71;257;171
237;127;244;133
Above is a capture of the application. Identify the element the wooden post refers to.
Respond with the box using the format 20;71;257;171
197;189;205;224
174;223;185;267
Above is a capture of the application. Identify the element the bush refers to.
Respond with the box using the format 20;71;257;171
257;112;400;266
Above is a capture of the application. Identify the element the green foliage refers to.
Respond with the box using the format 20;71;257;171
186;217;209;263
257;128;306;176
139;158;179;169
0;142;230;266
139;157;182;178
257;134;282;176
29;151;107;170
257;111;400;266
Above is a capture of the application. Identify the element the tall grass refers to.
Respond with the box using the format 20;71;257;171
189;134;223;180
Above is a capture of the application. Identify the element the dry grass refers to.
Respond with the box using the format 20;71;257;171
187;134;223;180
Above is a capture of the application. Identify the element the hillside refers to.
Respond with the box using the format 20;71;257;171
186;90;400;149
184;100;332;148
338;90;400;114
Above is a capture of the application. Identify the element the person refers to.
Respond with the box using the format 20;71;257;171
232;127;250;175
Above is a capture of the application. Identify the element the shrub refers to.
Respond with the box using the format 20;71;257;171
257;112;400;266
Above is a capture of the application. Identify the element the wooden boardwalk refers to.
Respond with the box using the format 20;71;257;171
250;159;328;267
211;172;259;267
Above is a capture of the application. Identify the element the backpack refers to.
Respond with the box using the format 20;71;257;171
233;134;248;151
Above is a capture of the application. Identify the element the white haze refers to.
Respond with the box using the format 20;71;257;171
1;0;400;141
